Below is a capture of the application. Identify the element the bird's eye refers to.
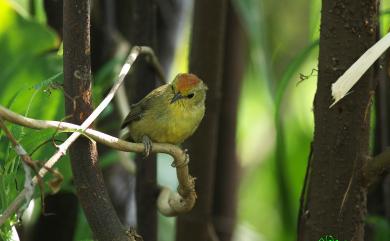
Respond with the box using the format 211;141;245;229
187;93;194;99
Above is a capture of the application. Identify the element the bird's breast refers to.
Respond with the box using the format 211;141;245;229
162;104;205;144
128;101;205;144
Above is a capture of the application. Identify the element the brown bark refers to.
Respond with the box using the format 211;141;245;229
176;0;227;240
212;3;245;241
63;1;130;240
298;0;378;240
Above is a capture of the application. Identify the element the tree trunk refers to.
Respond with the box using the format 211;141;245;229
63;1;130;240
125;2;159;241
298;0;378;240
212;3;246;241
176;0;227;240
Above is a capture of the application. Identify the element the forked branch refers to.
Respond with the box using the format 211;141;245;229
364;147;390;186
0;46;196;227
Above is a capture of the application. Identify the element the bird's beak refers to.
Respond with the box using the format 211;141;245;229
170;92;184;104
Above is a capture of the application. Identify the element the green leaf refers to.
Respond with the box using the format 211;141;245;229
367;215;390;241
0;3;66;236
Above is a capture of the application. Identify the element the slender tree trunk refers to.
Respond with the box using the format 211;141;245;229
124;2;159;241
298;1;378;240
176;0;227;240
114;1;188;239
381;51;390;223
374;32;390;221
63;1;130;240
89;0;138;227
366;31;390;240
115;1;188;239
212;3;246;241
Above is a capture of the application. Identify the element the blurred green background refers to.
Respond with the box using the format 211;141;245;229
1;0;390;240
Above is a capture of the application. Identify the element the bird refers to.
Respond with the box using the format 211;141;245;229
121;73;207;156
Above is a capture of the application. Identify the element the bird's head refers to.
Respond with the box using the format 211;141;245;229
170;73;207;106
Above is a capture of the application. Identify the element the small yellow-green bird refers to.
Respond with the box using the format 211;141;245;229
121;73;207;155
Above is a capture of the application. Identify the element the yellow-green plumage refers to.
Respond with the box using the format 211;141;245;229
121;73;207;145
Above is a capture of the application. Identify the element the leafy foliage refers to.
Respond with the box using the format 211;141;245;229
1;0;389;240
0;0;68;239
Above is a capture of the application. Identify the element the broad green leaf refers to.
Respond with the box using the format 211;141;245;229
0;3;66;238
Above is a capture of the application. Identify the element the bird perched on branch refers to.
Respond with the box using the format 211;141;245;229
121;73;207;156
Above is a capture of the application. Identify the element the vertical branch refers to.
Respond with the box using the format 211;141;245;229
176;0;227;240
115;1;186;238
127;1;159;241
366;31;390;239
212;3;246;241
63;1;130;240
375;37;390;220
90;0;135;227
382;69;390;223
298;0;378;240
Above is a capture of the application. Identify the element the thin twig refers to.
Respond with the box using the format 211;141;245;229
0;105;196;217
29;138;64;157
0;46;196;226
36;161;64;193
111;34;136;174
0;117;44;214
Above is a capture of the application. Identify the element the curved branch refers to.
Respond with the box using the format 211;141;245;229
0;46;194;227
0;105;196;221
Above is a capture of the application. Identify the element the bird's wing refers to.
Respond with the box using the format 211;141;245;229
120;101;149;129
120;84;168;129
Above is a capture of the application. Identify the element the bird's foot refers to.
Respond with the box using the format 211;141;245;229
142;135;153;158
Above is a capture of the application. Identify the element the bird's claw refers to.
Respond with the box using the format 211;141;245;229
142;135;153;158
